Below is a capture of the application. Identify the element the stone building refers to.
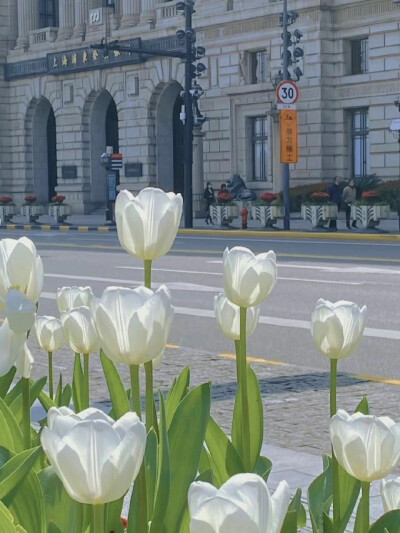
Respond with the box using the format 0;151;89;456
0;0;399;213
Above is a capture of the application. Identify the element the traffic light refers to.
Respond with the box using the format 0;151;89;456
277;9;304;84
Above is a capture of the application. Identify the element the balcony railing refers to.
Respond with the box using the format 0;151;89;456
29;27;58;46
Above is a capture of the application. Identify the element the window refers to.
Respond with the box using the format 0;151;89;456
350;38;368;74
250;50;268;84
251;117;269;181
351;108;369;178
39;0;58;28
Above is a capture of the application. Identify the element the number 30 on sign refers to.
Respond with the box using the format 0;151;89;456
276;81;299;105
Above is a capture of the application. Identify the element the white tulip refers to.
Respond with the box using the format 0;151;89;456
6;289;36;334
214;293;260;340
115;188;183;260
188;473;290;533
40;406;146;505
15;342;34;379
61;306;99;354
35;316;65;353
94;285;173;365
311;299;367;360
56;286;95;313
0;320;26;377
330;410;400;482
223;247;277;308
0;237;43;309
381;477;400;513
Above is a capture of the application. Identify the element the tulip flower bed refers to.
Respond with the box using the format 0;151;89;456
1;187;400;533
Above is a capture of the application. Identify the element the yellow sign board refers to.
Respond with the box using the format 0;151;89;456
280;109;299;164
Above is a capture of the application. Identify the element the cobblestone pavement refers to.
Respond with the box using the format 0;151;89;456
30;340;400;459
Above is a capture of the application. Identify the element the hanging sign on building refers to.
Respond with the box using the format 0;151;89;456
280;109;298;163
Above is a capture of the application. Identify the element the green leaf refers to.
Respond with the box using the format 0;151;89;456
231;365;263;471
4;379;22;406
281;489;305;533
205;416;244;487
337;464;360;533
0;447;42;500
39;466;85;533
61;384;72;407
149;393;171;533
8;377;47;423
165;367;190;428
106;499;124;533
254;455;273;482
72;354;84;413
198;447;212;475
355;396;370;415
0;501;28;532
0;398;24;453
145;429;158;520
0;368;16;398
100;351;130;418
164;383;211;533
308;456;333;533
54;375;63;407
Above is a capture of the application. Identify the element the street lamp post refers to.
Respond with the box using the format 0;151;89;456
91;0;206;229
282;0;290;231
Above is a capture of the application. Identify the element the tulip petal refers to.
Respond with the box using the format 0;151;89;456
188;481;218;516
311;306;344;359
15;343;34;379
0;320;26;377
269;481;291;533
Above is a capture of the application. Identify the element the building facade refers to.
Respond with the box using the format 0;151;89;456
0;0;399;213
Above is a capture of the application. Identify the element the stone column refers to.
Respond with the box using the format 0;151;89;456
120;0;140;28
57;0;75;40
16;0;38;50
193;126;206;217
140;0;156;25
72;0;87;39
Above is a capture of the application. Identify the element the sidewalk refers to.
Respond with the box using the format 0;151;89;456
3;211;400;240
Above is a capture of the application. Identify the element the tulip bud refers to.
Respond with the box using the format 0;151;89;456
330;410;400;482
15;342;34;379
188;473;290;533
6;289;36;334
214;293;260;340
115;188;183;260
94;285;173;366
0;237;43;310
35;316;65;353
0;320;26;377
311;299;366;360
381;477;400;513
41;407;146;504
57;286;95;314
61;306;99;355
223;247;277;308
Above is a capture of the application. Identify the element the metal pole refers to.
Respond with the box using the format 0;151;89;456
398;138;400;232
183;0;194;228
282;0;290;230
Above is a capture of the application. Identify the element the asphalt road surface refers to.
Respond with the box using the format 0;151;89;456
2;229;400;381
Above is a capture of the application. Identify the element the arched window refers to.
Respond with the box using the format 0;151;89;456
39;0;59;28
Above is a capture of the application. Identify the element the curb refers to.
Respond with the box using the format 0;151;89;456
2;224;400;242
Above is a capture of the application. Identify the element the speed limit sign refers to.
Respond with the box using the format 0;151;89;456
276;81;299;105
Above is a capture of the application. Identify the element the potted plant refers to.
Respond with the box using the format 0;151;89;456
0;196;17;223
251;193;284;227
21;195;44;223
351;190;390;229
49;195;71;223
301;191;338;228
211;190;238;226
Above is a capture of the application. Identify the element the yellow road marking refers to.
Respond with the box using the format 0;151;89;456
219;352;288;366
78;226;89;232
353;373;400;386
59;226;70;231
41;225;51;230
166;343;180;349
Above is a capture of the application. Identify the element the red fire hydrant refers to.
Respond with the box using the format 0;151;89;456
240;206;248;229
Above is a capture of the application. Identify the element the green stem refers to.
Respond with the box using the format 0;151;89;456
144;259;152;289
330;358;340;530
48;352;53;401
22;377;31;449
130;364;141;418
92;504;105;533
144;361;153;431
239;307;251;470
83;354;90;409
360;481;370;531
234;340;241;384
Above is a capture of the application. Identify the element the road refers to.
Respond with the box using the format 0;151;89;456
2;229;399;381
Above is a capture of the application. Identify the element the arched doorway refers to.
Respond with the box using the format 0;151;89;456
29;98;58;203
156;82;184;193
84;90;119;208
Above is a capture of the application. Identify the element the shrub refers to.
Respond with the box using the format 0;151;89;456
281;182;328;211
51;195;66;204
375;179;400;209
0;196;13;205
24;195;38;204
260;192;278;204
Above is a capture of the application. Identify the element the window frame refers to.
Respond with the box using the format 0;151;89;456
350;37;368;75
350;108;369;179
39;0;59;29
249;50;269;84
251;116;269;182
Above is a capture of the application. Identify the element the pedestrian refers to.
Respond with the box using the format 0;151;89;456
342;179;358;229
217;183;232;204
327;176;342;230
203;181;215;225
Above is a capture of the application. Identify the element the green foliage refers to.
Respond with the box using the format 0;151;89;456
165;367;190;428
0;368;17;399
355;396;370;415
369;511;400;532
100;351;130;418
0;501;27;532
308;456;333;533
71;354;85;413
353;174;382;198
375;179;400;209
282;489;307;532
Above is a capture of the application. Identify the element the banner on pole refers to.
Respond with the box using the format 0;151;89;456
280;109;298;163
